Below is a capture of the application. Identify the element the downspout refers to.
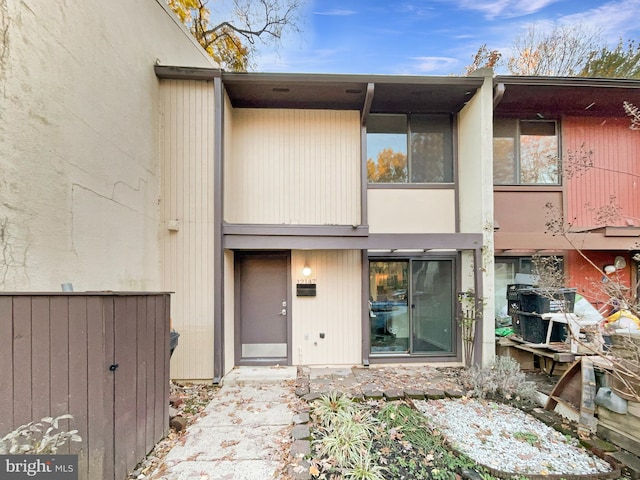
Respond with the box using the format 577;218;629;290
213;76;224;384
361;83;374;367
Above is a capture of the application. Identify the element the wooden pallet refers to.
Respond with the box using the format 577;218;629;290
501;335;576;375
545;356;598;434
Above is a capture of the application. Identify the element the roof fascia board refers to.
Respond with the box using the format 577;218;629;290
494;75;640;89
154;65;222;80
221;71;485;87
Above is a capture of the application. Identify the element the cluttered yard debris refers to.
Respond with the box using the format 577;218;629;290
497;277;640;463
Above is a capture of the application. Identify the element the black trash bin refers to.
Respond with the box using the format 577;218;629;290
170;329;180;358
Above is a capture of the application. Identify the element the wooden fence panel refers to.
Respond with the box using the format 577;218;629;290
155;294;169;442
31;297;51;425
136;297;147;463
102;297;116;480
68;296;89;478
160;295;170;440
87;295;108;480
13;296;32;428
144;296;156;454
50;296;70;452
0;297;13;435
0;293;170;480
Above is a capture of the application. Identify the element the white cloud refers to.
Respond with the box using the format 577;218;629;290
410;56;459;74
313;9;357;16
558;0;640;43
457;0;560;20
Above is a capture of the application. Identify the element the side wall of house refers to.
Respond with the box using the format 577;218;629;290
563;117;639;310
564;116;640;228
159;79;216;381
0;0;215;292
223;94;236;377
458;72;495;366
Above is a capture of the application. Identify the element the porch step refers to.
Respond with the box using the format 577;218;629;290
221;366;298;386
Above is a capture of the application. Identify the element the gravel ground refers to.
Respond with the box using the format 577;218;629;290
415;398;613;477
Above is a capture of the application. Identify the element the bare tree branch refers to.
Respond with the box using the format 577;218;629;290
168;0;302;71
508;23;603;76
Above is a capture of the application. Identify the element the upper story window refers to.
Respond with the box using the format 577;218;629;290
367;114;453;184
494;119;559;185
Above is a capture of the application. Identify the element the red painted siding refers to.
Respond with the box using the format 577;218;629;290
567;250;633;314
564;116;640;228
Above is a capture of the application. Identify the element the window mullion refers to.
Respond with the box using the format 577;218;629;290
407;115;412;184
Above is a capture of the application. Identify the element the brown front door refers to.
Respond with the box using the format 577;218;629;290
236;252;290;365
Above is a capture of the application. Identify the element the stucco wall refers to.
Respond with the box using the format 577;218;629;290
457;70;495;366
0;0;215;291
367;189;456;233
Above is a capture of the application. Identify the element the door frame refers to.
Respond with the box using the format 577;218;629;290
367;254;458;358
234;250;292;366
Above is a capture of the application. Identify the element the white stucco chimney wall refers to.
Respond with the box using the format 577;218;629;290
0;0;215;291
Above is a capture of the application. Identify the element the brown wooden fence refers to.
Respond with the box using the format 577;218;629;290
0;292;171;480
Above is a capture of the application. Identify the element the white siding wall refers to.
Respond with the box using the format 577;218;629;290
291;250;362;365
160;80;216;380
368;189;456;233
223;93;236;377
0;0;215;292
225;109;361;225
458;71;495;367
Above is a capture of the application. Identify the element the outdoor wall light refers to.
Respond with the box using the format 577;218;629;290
604;257;627;274
302;265;312;277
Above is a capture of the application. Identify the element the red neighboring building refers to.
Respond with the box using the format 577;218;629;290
492;76;640;317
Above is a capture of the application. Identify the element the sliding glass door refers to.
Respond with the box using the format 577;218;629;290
369;258;454;355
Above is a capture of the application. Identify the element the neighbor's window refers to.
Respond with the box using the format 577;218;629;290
367;114;453;184
493;119;559;185
494;256;564;321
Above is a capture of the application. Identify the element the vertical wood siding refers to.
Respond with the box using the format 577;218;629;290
291;250;362;365
564;117;640;227
0;293;170;480
159;79;216;380
225;109;361;225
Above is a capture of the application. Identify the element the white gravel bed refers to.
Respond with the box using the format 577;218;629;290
414;398;613;476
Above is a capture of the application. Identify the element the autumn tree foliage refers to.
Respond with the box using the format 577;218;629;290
367;148;407;183
464;44;502;76
167;0;302;71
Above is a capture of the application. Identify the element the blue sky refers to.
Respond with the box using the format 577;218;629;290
252;0;640;75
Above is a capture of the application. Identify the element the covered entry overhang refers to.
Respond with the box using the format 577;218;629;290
223;225;482;250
